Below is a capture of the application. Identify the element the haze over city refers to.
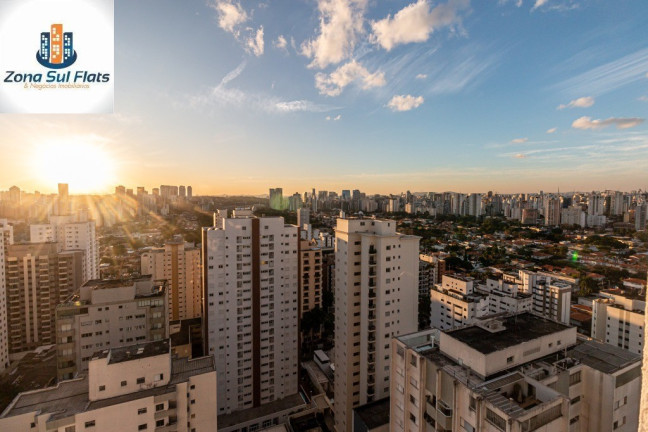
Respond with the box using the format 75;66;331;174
1;0;647;194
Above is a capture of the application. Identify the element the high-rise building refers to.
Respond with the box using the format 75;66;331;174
0;339;218;432
202;215;299;415
635;202;647;231
8;185;20;204
57;183;70;215
141;238;202;321
0;233;8;371
179;185;186;198
544;196;561;226
55;276;168;381
333;218;420;432
269;187;284;210
6;243;84;354
592;290;645;355
299;239;323;343
30;212;99;282
391;313;641;432
187;185;193;198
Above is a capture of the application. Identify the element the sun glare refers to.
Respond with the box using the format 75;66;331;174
31;139;116;193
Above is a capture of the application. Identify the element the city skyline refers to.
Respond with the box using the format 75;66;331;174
0;0;647;194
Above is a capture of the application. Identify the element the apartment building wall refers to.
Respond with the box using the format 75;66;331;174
333;218;419;432
591;294;645;355
203;216;299;415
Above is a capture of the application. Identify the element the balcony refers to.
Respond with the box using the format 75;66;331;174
436;400;453;430
368;289;376;299
369;246;377;255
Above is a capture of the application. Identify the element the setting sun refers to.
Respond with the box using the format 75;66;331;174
31;138;116;193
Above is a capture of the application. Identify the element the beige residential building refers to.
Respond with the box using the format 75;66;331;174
203;215;299;417
30;212;98;282
0;233;7;372
334;218;420;432
591;290;645;355
0;339;217;432
299;239;323;344
391;313;641;432
55;276;168;381
141;238;201;321
6;243;84;355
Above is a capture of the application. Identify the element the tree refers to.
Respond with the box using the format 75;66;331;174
578;276;599;297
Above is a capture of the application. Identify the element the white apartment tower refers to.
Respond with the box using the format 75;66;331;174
202;216;299;415
30;212;99;282
333;218;420;432
592;290;645;355
141;238;202;321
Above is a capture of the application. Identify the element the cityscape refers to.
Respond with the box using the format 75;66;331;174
1;0;648;431
0;183;645;431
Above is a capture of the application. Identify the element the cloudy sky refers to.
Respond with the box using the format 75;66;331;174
1;0;647;195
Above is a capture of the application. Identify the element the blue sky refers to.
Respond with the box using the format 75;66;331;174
1;0;647;194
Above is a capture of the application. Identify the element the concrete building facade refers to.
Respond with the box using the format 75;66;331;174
591;290;645;356
202;215;299;415
333;218;420;432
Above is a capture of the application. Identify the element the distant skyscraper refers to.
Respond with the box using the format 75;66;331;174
179;185;186;198
187;185;192;198
544;196;561;226
8;186;20;204
297;208;310;229
269;187;284;210
203;215;299;414
635;202;647;231
114;185;126;195
57;183;70;215
334;218;420;432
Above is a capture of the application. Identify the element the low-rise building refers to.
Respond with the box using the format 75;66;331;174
0;339;217;432
591;290;645;355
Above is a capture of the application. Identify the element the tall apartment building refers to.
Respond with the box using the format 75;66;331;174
391;313;641;432
635;202;647;231
269;187;284;210
202;215;299;415
333;218;420;432
299;239;323;343
519;270;572;324
544;196;561;226
30;212;98;282
591;290;645;356
141;238;201;321
55;276;168;381
0;233;7;372
6;243;84;355
0;339;218;432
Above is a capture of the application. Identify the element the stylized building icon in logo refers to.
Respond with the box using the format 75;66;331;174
36;24;77;68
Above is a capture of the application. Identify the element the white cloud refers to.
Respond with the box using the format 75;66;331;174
326;114;342;120
387;94;424;111
209;0;248;34
638;96;648;102
511;137;528;143
315;60;386;96
246;26;264;56
513;153;528;159
274;35;287;50
416;73;427;79
370;0;469;51
301;0;368;69
557;96;594;110
191;62;338;113
546;127;557;134
572;116;644;130
531;0;548;10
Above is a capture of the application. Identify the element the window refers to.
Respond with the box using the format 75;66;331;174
156;420;164;427
138;425;147;431
409;413;417;424
121;380;127;387
507;356;514;364
138;408;147;415
155;403;164;411
65;427;76;432
98;385;105;392
84;421;95;428
569;371;581;386
469;396;476;411
137;377;145;384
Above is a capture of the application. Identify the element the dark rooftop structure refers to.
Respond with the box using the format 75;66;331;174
446;313;571;355
567;339;641;374
91;339;170;364
352;397;390;431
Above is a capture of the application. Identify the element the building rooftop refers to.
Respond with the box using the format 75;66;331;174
91;339;170;364
567;339;640;374
217;393;307;429
1;355;214;422
446;313;571;355
82;275;153;289
353;397;390;430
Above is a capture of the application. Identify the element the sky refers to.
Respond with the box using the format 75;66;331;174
0;0;647;195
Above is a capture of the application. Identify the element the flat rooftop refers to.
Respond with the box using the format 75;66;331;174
82;275;155;290
567;339;640;374
353;397;390;430
217;393;307;429
91;339;170;364
446;313;571;355
1;356;214;422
